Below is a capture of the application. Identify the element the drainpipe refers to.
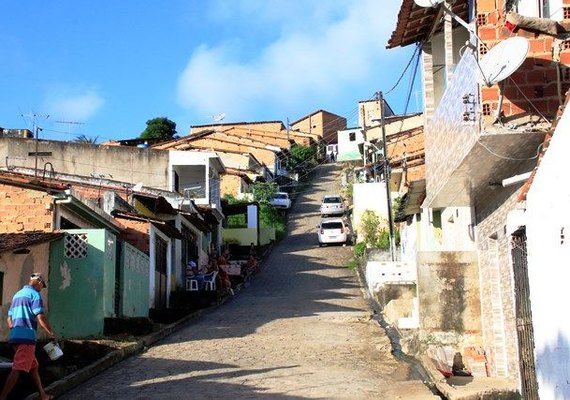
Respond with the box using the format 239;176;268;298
53;189;73;204
52;190;73;229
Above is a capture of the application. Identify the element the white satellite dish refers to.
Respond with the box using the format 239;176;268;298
414;0;444;7
477;37;529;87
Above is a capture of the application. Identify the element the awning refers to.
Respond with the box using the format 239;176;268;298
179;213;211;233
394;180;426;223
152;222;184;240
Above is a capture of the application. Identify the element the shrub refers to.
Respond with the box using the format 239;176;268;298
353;242;367;258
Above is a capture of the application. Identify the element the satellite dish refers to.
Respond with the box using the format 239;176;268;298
477;37;529;86
414;0;444;7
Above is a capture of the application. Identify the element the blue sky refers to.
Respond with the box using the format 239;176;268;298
0;1;420;142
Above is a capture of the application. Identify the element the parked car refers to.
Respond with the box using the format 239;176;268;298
320;194;345;216
269;192;291;209
317;217;350;246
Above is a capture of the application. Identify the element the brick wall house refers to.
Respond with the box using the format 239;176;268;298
290;109;347;146
388;0;570;387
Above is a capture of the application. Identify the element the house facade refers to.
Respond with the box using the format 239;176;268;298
290;109;347;147
389;0;570;393
523;94;570;398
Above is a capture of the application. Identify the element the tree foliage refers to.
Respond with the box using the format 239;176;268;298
251;182;278;203
288;143;317;169
140;117;177;141
74;134;98;144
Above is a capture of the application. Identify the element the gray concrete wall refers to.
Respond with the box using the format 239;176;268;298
0;137;170;189
417;251;481;333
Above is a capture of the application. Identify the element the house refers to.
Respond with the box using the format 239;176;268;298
358;98;395;129
155;130;287;178
337;128;366;163
0;172;151;338
191;120;320;147
517;92;570;398
0;231;64;341
289;109;347;147
0;136;224;300
220;168;254;201
388;0;568;394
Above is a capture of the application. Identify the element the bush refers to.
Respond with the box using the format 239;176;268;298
353;242;367;258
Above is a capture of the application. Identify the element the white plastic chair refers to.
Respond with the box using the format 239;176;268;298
203;271;218;291
186;277;199;291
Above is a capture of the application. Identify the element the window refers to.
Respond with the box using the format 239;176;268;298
515;0;563;21
65;234;88;258
349;132;356;141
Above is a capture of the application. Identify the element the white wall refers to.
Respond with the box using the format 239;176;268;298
526;105;570;399
353;182;389;241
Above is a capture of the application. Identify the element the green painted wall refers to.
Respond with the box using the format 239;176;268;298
49;230;115;338
121;242;150;317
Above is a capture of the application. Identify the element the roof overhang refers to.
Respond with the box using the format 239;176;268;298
387;0;469;49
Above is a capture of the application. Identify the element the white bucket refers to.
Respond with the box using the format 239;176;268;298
43;341;63;361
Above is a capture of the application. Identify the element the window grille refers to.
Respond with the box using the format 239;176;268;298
65;234;88;258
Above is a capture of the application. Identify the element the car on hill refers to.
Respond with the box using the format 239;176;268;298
317;217;350;246
320;194;345;216
269;192;291;209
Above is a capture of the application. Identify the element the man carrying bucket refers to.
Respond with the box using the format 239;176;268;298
0;273;57;400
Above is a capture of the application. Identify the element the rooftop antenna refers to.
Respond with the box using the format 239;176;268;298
55;120;86;141
21;112;49;177
211;113;225;123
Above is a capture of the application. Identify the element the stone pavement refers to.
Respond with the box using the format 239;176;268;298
26;164;519;399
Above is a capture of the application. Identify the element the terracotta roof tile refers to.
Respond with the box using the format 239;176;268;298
0;231;65;253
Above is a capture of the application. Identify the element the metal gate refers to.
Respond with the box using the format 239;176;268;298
154;235;168;309
511;228;539;399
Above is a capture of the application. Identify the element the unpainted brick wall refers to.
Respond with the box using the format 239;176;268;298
0;184;53;232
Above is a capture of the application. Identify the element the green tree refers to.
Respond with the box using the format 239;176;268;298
74;134;98;144
140;117;177;141
288;143;316;168
251;182;278;203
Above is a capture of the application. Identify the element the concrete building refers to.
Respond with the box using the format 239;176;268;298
388;0;568;395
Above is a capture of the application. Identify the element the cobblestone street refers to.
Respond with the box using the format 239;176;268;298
60;164;438;399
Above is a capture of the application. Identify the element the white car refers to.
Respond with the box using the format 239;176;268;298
317;217;350;246
320;194;345;216
269;192;291;209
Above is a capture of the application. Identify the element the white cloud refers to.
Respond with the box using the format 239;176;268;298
43;87;105;122
177;0;404;121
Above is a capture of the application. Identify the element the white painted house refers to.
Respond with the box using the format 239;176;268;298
524;104;570;399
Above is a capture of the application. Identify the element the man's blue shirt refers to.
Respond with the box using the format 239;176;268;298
8;285;44;344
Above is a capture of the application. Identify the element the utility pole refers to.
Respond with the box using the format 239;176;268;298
377;91;396;261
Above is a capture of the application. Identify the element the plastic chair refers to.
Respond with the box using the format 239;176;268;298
185;277;199;291
203;271;218;291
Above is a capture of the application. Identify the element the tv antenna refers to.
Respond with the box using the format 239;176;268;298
211;113;225;123
20;112;49;177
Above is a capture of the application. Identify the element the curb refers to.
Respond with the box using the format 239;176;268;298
25;246;274;399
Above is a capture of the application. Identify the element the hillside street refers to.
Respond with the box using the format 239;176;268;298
58;164;438;399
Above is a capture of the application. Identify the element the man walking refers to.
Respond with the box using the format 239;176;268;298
0;273;57;400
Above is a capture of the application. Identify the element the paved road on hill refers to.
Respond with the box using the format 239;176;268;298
60;163;438;399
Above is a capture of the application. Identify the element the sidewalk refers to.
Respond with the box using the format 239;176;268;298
26;247;276;399
419;355;520;400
